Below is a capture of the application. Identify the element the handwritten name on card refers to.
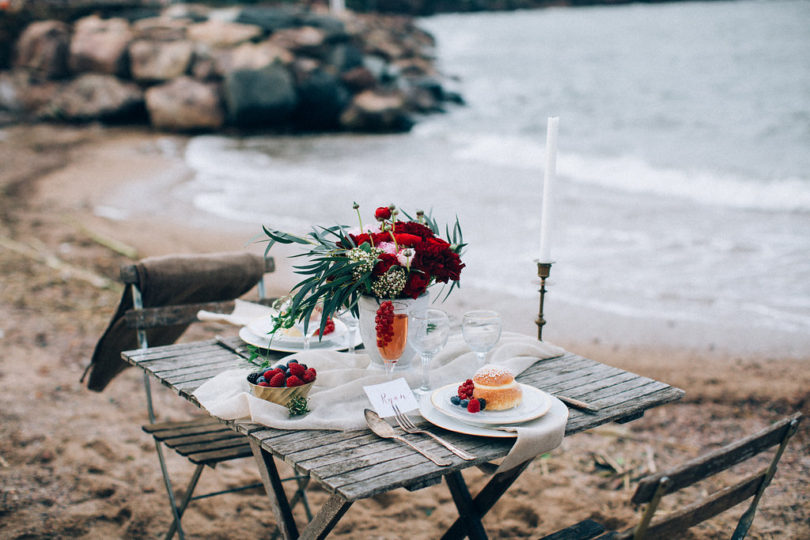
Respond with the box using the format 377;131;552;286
363;378;419;417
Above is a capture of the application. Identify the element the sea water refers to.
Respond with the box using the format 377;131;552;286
173;0;810;351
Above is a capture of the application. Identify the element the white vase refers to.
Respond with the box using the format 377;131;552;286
357;293;430;371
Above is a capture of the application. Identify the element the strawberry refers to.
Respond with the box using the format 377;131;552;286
286;375;304;387
467;398;481;413
288;362;306;377
269;372;286;387
302;368;316;383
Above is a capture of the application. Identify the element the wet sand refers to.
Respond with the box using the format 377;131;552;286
1;124;807;538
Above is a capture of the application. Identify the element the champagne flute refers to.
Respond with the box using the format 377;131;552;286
462;310;502;367
376;301;409;377
408;309;450;395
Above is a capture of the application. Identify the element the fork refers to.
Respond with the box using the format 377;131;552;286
391;404;476;461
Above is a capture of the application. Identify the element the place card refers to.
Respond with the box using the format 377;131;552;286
363;378;419;417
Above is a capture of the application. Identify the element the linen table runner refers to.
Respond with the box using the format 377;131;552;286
194;332;567;472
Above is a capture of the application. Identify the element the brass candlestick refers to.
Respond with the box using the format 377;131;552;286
536;261;552;341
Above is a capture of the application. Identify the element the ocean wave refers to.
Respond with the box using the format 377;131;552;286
449;132;810;212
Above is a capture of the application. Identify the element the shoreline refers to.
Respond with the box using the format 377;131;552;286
19;123;810;402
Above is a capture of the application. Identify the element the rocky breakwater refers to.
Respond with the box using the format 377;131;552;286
0;5;462;132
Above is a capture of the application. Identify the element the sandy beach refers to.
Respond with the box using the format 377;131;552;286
1;124;807;538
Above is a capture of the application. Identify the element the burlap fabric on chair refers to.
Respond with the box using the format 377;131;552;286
84;252;266;391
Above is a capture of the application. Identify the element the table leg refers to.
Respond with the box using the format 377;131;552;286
299;493;353;540
444;471;488;540
250;440;299;539
441;460;533;540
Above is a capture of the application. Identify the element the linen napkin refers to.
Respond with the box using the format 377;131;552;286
193;332;567;470
197;299;273;327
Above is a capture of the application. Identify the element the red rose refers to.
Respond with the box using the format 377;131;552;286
375;207;392;221
402;271;430;299
373;253;398;276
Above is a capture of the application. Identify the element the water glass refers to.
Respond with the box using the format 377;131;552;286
408;309;450;394
462;310;502;366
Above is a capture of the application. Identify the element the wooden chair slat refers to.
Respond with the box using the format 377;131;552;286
632;413;799;504
142;417;222;433
643;468;768;538
539;519;606;540
188;445;255;465
161;431;245;449
175;438;251;457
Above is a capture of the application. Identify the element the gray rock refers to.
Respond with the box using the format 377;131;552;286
129;39;194;83
269;26;328;58
69;16;133;76
224;64;297;128
0;70;61;116
339;89;413;132
14;21;71;79
187;19;264;48
236;7;300;34
46;74;144;122
215;41;294;76
325;43;364;73
292;66;349;131
145;76;224;131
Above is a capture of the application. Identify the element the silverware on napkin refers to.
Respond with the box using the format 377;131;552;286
391;404;475;461
364;409;451;467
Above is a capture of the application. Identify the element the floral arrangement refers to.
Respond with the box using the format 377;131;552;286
262;203;465;337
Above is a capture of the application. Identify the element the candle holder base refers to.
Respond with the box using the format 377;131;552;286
536;261;552;341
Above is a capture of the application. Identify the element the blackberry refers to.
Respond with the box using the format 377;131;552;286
247;372;261;384
450;395;461;406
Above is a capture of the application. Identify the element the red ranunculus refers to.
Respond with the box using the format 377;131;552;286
402;271;430;299
349;233;371;247
393;233;422;246
375;207;392;221
394;221;435;240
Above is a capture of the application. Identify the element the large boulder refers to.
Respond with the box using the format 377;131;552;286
145;76;224;131
132;17;188;41
235;7;300;34
187;19;264;48
214;40;294;75
46;74;144;122
69;16;133;76
269;26;328;58
0;71;61;117
129;39;194;83
291;66;349;131
14;21;71;79
224;63;297;128
339;89;413;132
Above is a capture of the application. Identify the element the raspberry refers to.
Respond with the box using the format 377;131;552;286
302;368;316;383
257;381;270;387
314;318;336;336
269;372;286;387
467;399;481;413
286;375;304;387
264;368;282;380
288;363;306;377
308;367;317;376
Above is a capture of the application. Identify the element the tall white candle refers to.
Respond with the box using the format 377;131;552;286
539;116;559;263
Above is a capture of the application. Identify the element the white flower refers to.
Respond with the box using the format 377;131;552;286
397;247;415;267
378;241;397;255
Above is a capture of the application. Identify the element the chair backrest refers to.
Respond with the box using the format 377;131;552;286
620;413;801;540
119;252;275;423
85;251;273;392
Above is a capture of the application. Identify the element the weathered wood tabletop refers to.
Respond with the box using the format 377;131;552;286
122;336;684;539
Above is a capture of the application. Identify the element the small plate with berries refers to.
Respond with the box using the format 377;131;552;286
246;360;317;406
240;316;361;352
430;380;552;427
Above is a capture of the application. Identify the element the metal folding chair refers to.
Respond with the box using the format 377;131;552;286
115;252;312;539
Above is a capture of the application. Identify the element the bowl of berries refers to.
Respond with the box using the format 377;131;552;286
246;360;317;406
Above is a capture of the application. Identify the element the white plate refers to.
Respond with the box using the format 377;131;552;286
239;325;362;353
430;382;551;426
247;314;347;347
